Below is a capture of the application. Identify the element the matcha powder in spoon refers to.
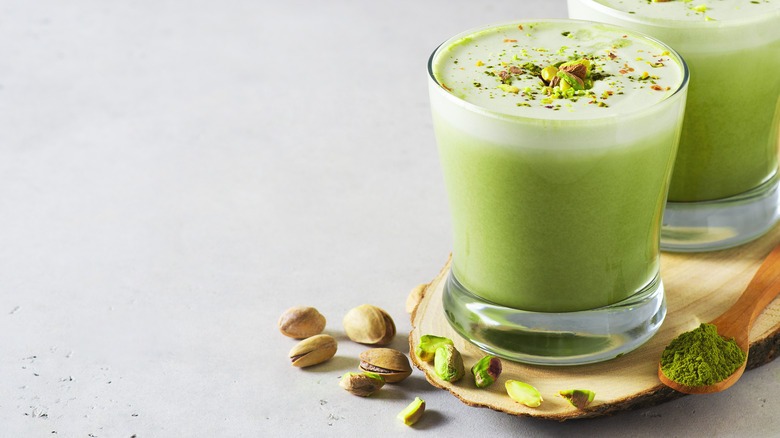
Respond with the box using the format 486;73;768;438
660;323;747;387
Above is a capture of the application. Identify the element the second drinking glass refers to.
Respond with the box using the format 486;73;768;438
568;0;780;251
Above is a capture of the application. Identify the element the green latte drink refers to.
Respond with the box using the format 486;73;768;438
568;0;780;251
429;20;688;365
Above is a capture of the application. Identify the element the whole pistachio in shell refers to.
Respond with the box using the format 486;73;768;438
288;334;337;367
358;348;412;383
405;283;427;314
278;306;326;339
343;304;395;345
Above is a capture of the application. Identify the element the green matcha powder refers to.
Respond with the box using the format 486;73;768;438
660;323;747;387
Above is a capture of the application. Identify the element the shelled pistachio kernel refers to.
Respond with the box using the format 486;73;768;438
339;372;385;397
397;397;426;426
343;304;396;345
471;355;502;388
288;334;337;367
505;380;543;407
433;344;464;382
278;306;326;339
541;65;558;83
359;348;412;383
415;335;454;362
559;389;595;409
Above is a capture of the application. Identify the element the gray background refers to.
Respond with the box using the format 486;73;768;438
1;0;778;436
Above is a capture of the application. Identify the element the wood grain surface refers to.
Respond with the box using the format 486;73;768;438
408;226;780;421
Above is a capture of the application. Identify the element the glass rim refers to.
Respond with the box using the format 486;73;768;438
427;18;690;123
569;0;780;29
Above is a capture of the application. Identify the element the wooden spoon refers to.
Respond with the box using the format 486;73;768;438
658;240;780;394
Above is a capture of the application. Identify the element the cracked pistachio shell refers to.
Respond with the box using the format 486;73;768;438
288;334;337;367
397;397;425;426
278;306;326;339
434;344;464;382
559;389;595;409
343;304;395;345
358;348;412;383
506;380;542;407
339;372;385;397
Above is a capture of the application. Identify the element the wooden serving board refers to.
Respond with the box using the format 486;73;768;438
408;227;780;421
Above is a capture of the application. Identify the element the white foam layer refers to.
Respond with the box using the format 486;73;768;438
430;21;685;121
592;0;779;22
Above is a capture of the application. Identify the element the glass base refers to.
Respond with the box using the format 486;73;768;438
442;272;666;366
661;174;780;252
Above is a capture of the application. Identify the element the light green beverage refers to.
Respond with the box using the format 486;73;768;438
430;20;688;364
568;0;780;251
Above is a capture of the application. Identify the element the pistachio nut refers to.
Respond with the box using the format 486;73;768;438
406;283;427;314
505;380;542;407
339;372;385;397
278;306;326;339
343;304;395;345
288;334;337;367
559;389;595;409
397;397;425;426
560;78;572;92
433;344;464;382
540;65;558;83
471;355;502;388
558;59;590;79
559;63;587;80
414;335;454;362
557;70;584;90
358;348;412;383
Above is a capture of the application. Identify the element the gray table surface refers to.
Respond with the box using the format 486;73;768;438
2;0;778;436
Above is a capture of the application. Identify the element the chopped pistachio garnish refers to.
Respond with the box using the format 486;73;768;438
432;22;681;115
498;84;520;93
